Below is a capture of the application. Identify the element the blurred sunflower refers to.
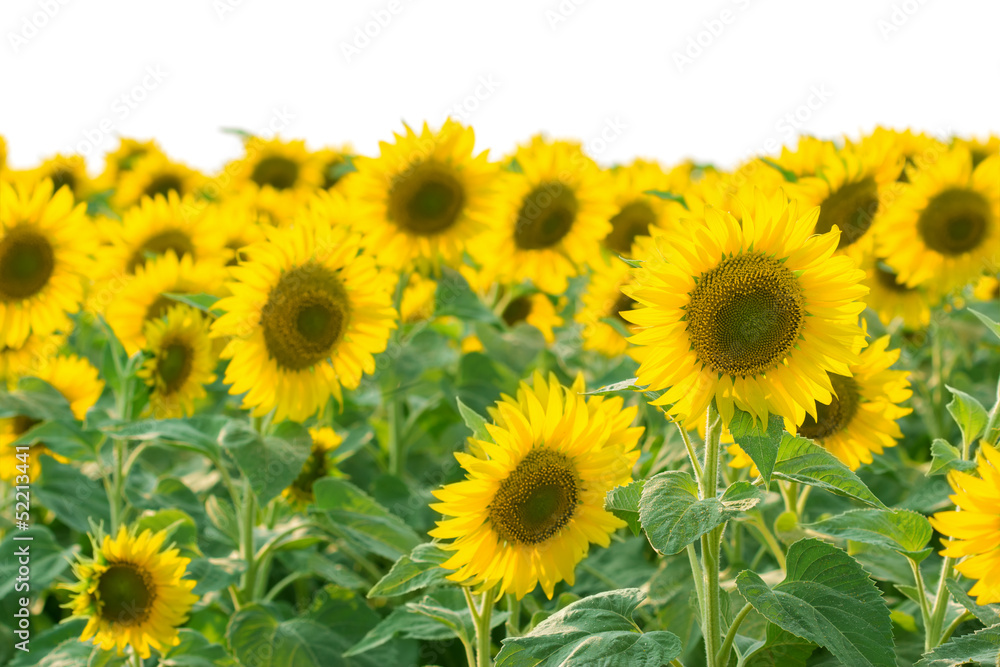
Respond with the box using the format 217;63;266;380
576;256;637;358
0;135;7;173
602;159;679;256
476;136;614;295
499;292;563;344
400;274;438;323
63;526;199;659
103;252;225;355
0;353;103;483
0;330;65;385
201;199;267;266
26;154;91;201
787;137;904;263
430;372;642;599
861;127;947;183
930;441;1000;605
211;197;397;422
0;178;94;347
878;148;999;293
94;138;162;193
98;191;228;279
137;304;216;418
227;136;322;198
312;145;355;190
349;120;498;271
623;189;868;427
283;426;344;506
767;136;840;180
112;153;207;210
972;275;999;302
955;134;999;168
861;255;935;329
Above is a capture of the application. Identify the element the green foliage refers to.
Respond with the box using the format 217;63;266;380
914;623;1000;666
311;478;421;560
729;410;784;487
604;480;644;536
771;433;888;508
806;508;933;560
220;420;312;504
928;438;978;475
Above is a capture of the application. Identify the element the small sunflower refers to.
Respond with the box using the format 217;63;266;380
476;136;614;295
499;292;563;344
623;189;868;428
283;426;344;505
430;372;642;599
63;526;199;659
955;134;999;168
137;304;217;418
96;191;228;278
348;120;498;271
201;199;267;267
312;145;355;190
211;196;397;422
0;178;95;347
972;275;999;302
576;256;638;358
861;255;936;329
602;159;680;256
878;148;999;293
929;441;1000;605
768;136;840;180
0;330;66;386
0;353;103;483
227;136;322;198
112;153;207;210
103;252;225;355
861;127;947;183
786;138;904;263
94;138;162;193
26;154;92;201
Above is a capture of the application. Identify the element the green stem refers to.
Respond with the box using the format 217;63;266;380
263;571;310;602
908;557;933;652
476;589;494;667
716;602;753;667
505;593;521;637
780;481;798;516
109;438;127;533
387;394;404;477
927;555;954;648
982;374;1000;447
746;514;786;571
240;479;258;601
674;421;705;484
461;587;481;667
931;322;946;440
939;610;971;644
701;402;723;667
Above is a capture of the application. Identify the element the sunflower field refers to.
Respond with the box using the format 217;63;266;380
0;125;998;667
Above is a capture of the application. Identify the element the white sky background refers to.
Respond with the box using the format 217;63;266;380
1;0;998;174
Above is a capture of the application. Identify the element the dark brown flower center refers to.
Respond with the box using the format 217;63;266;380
514;182;577;250
97;563;155;626
127;230;195;273
797;374;861;440
251;156;300;191
157;341;192;394
815;177;879;249
0;228;55;301
502;295;533;327
605;200;656;255
874;262;912;293
488;448;579;545
388;161;465;236
144;174;184;200
917;188;991;256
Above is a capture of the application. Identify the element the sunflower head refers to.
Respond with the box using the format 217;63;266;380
602;159;681;256
112;153;207;211
283;426;344;505
212;197;398;421
430;371;642;599
500;291;563;344
27;154;92;201
349;120;499;271
63;526;199;659
929;441;1000;605
312;145;355;190
137;304;217;418
624;188;868;428
1;178;94;347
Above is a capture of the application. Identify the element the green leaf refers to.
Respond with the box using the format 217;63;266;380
0;526;77;600
312;478;421;560
760;157;799;182
33;460;111;532
12;421;101;462
186;558;245;595
304;553;369;590
368;542;451;598
456;398;492;443
163;292;222;316
134;509;199;553
584;377;640;395
219;420;312;504
914;623;1000;666
161;628;235;666
729;409;784;488
945;385;988;446
435;268;499;323
495;588;681;667
9;620;87;667
605;480;644;537
743;624;817;667
0;377;76;424
806;509;933;560
643;189;687;207
928;439;978;476
102;415;227;458
736;538;894;667
639;471;761;555
945;579;1000;627
970;308;1000;341
772;433;888;509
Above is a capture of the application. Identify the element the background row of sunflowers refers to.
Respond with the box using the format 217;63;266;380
0;123;998;667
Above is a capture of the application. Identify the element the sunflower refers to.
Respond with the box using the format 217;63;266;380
576;256;638;357
312;145;355;190
101;138;162;178
955;134;999;168
400;274;438;323
283;427;344;505
103;252;225;355
0;178;94;347
96;191;228;279
26;154;92;201
972;275;999;302
767;136;840;180
499;292;563;344
137;304;216;418
63;526;199;659
878;148;999;293
929;441;1000;605
860;127;947;183
475;136;614;295
211;197;397;422
226;136;322;199
0;354;103;483
861;255;936;329
623;189;868;428
0;330;66;386
201;199;267;266
112;153;207;210
602;159;681;256
0;135;7;173
347;120;498;271
429;372;642;599
786;137;904;263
